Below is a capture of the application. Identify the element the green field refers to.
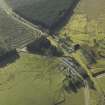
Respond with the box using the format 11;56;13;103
0;52;85;105
89;88;99;105
96;77;105;90
84;78;105;105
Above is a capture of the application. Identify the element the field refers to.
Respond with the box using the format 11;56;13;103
96;77;105;91
0;52;85;105
6;0;78;30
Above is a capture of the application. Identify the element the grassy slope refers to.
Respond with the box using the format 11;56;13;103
61;88;85;105
0;53;84;105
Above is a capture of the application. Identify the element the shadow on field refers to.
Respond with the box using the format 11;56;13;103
27;37;63;57
50;0;80;34
0;50;19;68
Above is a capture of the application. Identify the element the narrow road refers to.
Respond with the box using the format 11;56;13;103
84;80;90;105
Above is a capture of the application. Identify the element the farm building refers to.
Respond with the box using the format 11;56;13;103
6;0;79;32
